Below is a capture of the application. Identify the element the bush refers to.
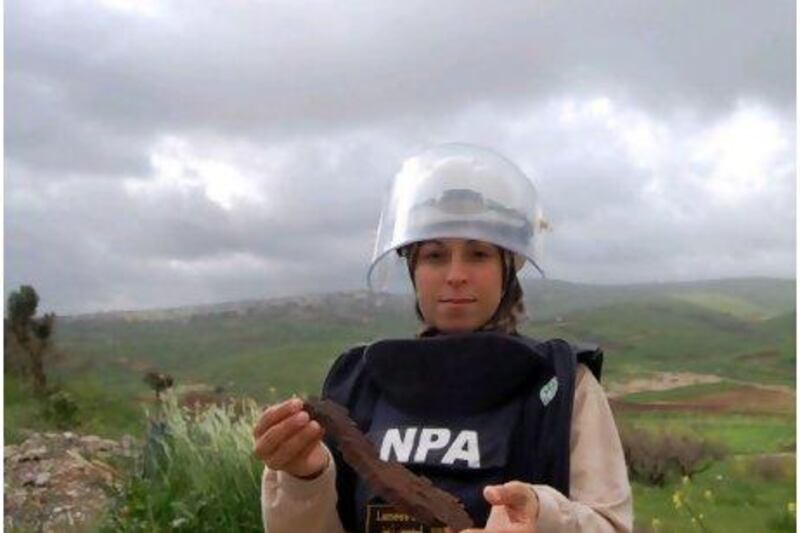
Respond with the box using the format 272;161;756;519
41;389;80;429
620;425;727;486
744;454;793;482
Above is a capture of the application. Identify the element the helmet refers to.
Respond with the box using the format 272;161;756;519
367;143;546;292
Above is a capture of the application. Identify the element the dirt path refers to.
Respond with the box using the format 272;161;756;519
723;378;795;395
607;371;795;415
606;372;724;398
609;376;795;417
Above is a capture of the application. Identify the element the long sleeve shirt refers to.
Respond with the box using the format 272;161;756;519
262;364;633;532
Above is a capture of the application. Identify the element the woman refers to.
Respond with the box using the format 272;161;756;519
253;144;632;532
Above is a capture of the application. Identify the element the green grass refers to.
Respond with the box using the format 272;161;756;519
93;398;794;532
525;301;795;386
53;308;416;403
194;341;345;401
4;376;51;444
669;291;773;320
63;377;147;439
4;374;146;445
618;411;795;455
8;368;795;532
620;408;796;531
101;395;264;532
634;457;796;532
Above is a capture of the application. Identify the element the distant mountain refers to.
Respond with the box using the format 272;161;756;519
62;277;795;324
61;290;411;323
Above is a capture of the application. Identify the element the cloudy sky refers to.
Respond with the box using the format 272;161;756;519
5;0;796;314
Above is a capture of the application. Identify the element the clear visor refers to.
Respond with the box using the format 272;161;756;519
368;143;546;292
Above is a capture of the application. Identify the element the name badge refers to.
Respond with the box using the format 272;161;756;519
365;504;447;533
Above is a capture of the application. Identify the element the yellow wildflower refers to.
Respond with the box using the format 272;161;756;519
704;490;713;502
788;502;796;515
672;491;683;509
682;475;690;485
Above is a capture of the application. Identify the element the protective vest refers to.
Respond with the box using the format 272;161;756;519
321;331;603;532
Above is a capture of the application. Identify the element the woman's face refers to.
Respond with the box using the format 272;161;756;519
413;238;504;333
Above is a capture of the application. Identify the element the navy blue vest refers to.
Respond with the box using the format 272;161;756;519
321;332;603;532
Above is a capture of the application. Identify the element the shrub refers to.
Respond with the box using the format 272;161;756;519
620;424;727;486
41;389;80;429
744;454;793;482
670;433;727;478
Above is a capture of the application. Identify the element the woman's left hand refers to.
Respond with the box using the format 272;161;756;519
458;481;539;532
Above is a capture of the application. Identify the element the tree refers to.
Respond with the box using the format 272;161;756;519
7;285;55;395
5;317;29;376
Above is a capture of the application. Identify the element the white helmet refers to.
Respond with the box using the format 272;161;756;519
367;143;546;292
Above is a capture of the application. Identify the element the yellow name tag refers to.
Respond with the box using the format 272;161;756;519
365;504;447;533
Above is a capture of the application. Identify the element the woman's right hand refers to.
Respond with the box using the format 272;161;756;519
253;397;329;479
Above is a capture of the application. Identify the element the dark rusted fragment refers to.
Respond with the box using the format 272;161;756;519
303;397;474;532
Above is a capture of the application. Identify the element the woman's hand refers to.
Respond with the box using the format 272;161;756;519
252;397;329;479
459;481;539;533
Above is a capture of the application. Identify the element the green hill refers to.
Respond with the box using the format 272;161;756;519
45;277;794;405
523;277;795;321
524;301;794;383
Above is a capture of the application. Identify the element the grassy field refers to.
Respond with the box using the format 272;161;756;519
4;374;145;445
616;380;795;532
632;457;795;532
618;412;794;455
48;284;795;406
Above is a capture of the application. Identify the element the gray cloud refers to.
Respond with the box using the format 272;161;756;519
9;2;793;145
5;0;795;314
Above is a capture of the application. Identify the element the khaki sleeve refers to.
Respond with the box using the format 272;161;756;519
531;365;633;532
261;443;347;533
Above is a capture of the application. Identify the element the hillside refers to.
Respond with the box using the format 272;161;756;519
523;277;795;321
46;277;795;404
